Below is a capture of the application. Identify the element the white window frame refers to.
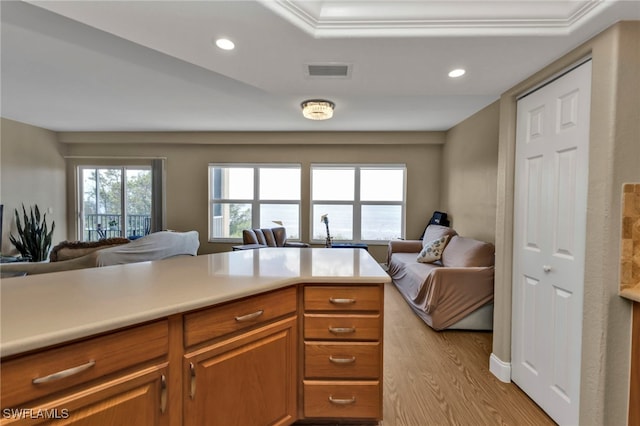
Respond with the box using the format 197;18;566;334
310;164;406;244
208;163;302;242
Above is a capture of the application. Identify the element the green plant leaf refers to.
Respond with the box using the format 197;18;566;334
9;204;55;262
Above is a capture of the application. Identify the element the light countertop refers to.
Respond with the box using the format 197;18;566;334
620;286;640;303
0;248;390;358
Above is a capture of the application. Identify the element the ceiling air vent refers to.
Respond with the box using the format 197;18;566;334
306;64;351;78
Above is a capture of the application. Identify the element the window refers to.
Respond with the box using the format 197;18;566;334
209;164;301;240
79;166;153;241
311;165;405;243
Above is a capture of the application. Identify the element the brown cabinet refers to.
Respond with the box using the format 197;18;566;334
183;287;297;347
0;321;169;426
630;302;640;426
184;317;297;426
183;288;298;426
1;284;384;425
302;285;383;422
2;365;168;426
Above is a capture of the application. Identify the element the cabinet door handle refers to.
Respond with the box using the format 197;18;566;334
329;355;356;364
160;374;167;414
32;360;96;384
189;362;196;399
234;310;264;322
329;395;356;405
328;326;356;334
329;297;356;305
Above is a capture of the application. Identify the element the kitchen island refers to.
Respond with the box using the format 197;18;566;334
1;248;390;425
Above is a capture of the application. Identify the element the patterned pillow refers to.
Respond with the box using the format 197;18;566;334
417;235;449;263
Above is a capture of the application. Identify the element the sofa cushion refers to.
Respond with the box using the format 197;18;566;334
253;229;267;245
242;229;259;245
417;235;449;263
262;228;277;246
441;236;495;268
422;225;457;244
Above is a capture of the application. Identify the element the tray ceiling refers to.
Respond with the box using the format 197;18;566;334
1;0;638;132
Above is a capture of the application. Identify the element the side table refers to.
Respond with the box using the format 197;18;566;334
1;271;27;279
330;243;369;251
232;244;267;251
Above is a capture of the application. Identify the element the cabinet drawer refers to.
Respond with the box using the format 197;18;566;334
303;380;381;419
304;286;381;312
305;342;380;379
304;313;380;341
184;287;297;347
1;320;168;408
2;364;168;426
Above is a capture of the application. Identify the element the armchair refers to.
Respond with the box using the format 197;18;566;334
238;227;309;249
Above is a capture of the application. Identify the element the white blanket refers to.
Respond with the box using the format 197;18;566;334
96;231;200;266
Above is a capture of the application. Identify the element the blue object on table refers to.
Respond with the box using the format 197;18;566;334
330;243;368;251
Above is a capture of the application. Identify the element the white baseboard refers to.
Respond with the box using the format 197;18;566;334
490;353;511;383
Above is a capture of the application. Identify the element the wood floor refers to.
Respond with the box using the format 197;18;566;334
381;283;555;426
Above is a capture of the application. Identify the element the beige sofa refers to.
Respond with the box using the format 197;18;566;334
387;225;495;330
0;231;200;276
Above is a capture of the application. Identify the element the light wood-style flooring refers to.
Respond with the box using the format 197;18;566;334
381;283;555;426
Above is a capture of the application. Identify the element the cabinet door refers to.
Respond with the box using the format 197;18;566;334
184;317;297;426
1;364;168;426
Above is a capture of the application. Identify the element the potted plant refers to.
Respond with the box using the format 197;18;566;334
9;204;55;262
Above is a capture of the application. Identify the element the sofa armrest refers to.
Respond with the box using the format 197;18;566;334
387;239;423;264
0;252;101;276
425;266;495;330
388;240;422;253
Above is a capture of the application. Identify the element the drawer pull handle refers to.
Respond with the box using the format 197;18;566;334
189;362;196;399
329;395;356;405
329;355;356;364
329;298;356;305
328;326;356;334
32;360;96;384
160;374;167;414
235;310;264;322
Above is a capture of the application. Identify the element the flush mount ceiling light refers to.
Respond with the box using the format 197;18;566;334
215;38;235;50
448;68;466;78
301;99;335;120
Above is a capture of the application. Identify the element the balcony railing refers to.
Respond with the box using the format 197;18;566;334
84;214;151;241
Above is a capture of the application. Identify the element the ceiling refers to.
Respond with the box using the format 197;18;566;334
1;0;638;133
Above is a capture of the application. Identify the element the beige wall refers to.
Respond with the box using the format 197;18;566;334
494;22;640;425
0;118;67;254
61;132;445;262
442;101;499;243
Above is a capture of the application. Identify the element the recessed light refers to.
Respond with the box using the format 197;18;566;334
448;69;466;78
215;38;235;51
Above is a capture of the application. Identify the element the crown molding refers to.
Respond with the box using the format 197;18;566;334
258;0;612;37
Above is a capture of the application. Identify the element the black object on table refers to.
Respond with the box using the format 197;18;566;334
330;243;369;251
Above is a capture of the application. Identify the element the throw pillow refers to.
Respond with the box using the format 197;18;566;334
417;235;449;263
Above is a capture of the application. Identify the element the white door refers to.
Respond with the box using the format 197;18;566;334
511;60;591;426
